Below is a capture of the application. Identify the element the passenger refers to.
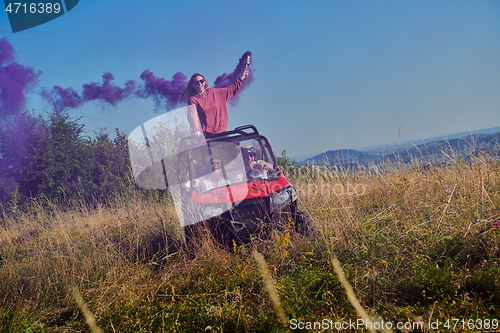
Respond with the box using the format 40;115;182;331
180;70;249;136
241;146;274;179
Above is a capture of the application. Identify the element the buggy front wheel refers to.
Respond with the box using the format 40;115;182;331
293;210;314;237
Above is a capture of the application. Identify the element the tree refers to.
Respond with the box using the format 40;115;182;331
0;110;134;209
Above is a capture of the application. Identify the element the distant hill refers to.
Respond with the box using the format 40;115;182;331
366;126;500;153
304;129;500;167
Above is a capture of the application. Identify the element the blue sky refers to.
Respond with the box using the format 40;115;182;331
1;0;499;159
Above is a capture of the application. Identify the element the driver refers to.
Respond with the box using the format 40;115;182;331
196;158;230;192
241;146;274;179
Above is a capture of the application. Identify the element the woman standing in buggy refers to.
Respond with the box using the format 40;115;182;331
180;69;250;137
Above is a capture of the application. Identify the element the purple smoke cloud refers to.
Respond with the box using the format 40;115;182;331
41;86;83;110
43;72;136;112
137;71;188;109
3;44;253;117
0;38;40;120
0;38;15;64
83;72;136;106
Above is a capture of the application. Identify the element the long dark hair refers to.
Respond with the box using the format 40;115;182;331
179;73;208;103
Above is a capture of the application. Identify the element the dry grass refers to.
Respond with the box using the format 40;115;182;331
1;154;499;332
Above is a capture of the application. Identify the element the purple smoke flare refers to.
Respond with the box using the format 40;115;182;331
0;38;40;120
213;51;254;106
137;70;188;109
43;72;137;112
82;72;136;106
39;51;257;114
41;86;83;110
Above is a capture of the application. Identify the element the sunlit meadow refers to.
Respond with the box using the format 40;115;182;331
1;151;499;332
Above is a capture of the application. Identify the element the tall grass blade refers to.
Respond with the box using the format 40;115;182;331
253;250;288;326
329;253;392;333
71;287;104;333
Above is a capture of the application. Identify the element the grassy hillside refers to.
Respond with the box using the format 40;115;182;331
1;154;499;332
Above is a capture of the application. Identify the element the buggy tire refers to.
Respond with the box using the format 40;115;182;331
294;210;314;237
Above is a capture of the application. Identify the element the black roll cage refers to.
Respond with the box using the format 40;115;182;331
176;125;279;186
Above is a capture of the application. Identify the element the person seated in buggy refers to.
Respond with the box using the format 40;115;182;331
241;146;275;179
190;157;231;192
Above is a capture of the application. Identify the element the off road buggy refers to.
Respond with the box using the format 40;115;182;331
175;125;313;247
129;113;313;249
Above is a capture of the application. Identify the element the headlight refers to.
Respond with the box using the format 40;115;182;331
272;190;291;209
